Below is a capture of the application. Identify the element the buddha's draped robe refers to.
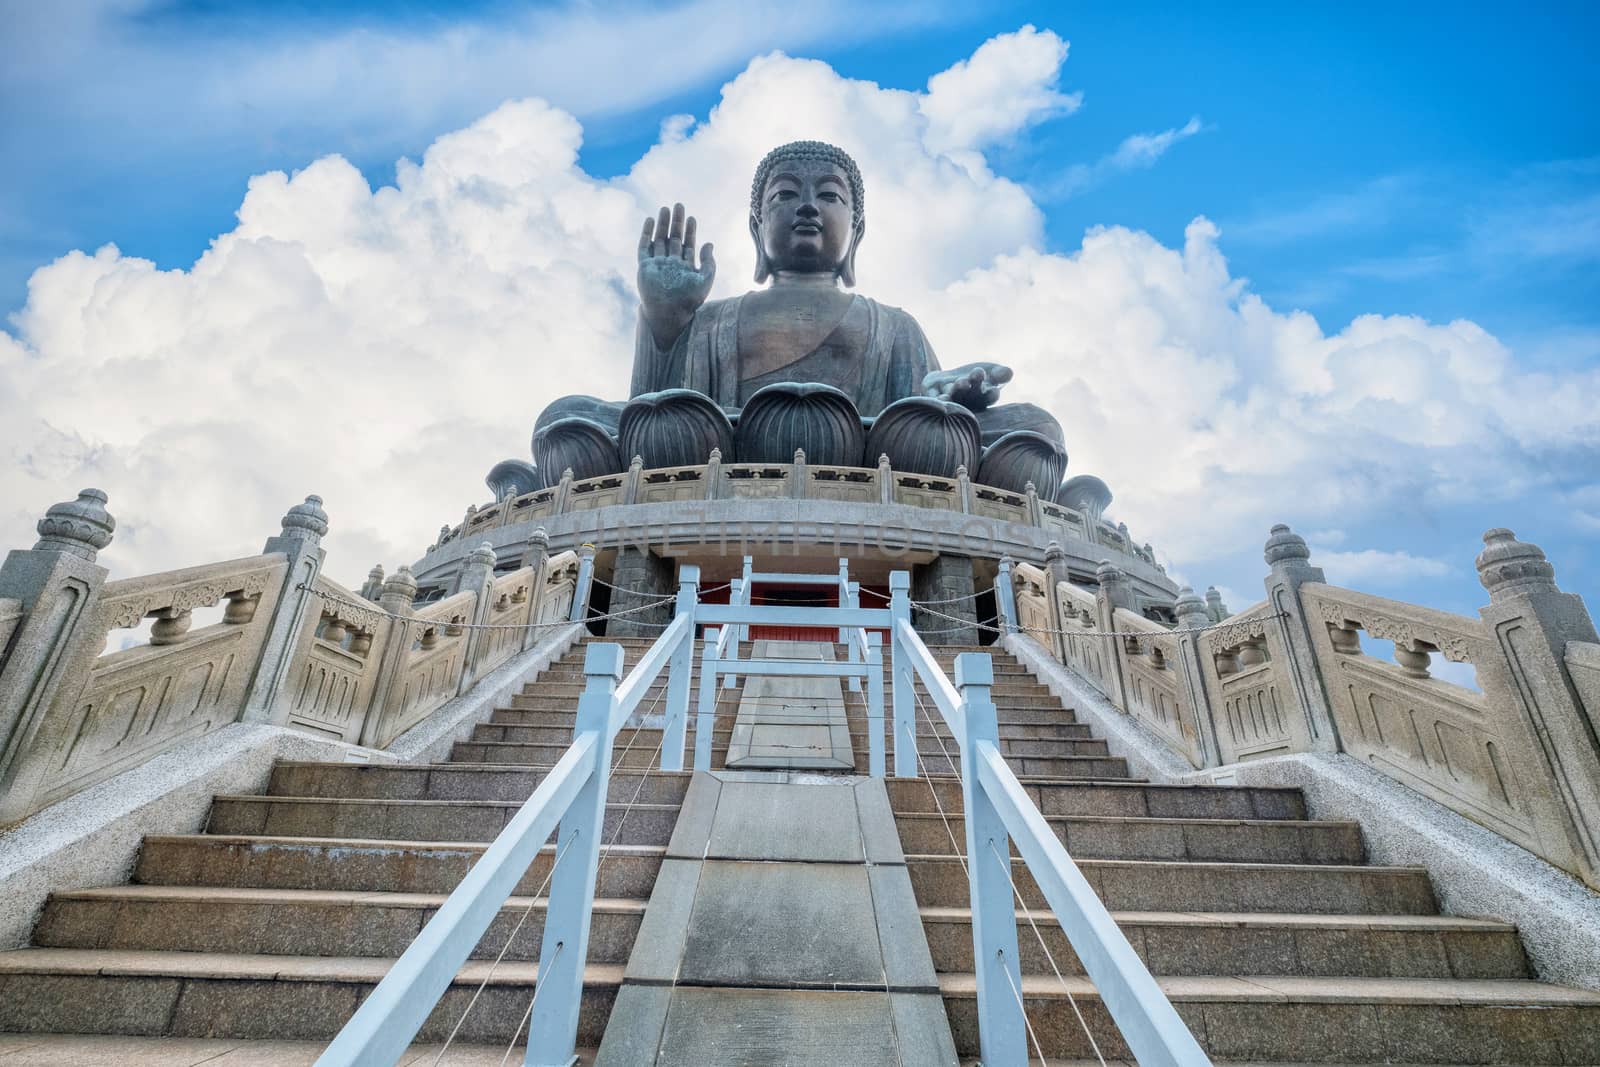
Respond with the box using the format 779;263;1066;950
630;293;937;417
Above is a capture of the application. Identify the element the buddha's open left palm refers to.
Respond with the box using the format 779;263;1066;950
923;362;1012;412
638;203;715;349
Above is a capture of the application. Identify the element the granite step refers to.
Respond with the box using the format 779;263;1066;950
936;972;1600;1063
0;949;622;1045
206;796;681;846
887;776;1308;820
919;906;1529;979
450;739;732;767
903;751;1130;779
35;885;647;963
906;854;1439;915
896;811;1365;864
134;836;666;898
266;762;694;805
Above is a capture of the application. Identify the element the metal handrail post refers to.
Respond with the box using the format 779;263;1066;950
866;631;885;777
995;555;1018;636
955;652;1027;1065
694;628;721;772
660;564;699;772
723;577;744;689
739;555;753;641
523;643;623;1066
837;559;851;646
567;543;596;624
889;570;917;777
846;579;863;693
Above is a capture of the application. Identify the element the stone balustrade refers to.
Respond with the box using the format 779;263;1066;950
435;452;1156;569
0;490;585;828
1011;526;1600;890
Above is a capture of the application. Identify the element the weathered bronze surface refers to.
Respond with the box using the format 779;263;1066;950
532;140;1066;486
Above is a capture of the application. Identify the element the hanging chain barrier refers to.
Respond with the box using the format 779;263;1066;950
912;599;1292;640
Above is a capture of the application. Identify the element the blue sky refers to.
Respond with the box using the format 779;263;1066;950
2;1;1597;625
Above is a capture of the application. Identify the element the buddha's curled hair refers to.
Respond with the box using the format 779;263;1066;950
750;141;864;229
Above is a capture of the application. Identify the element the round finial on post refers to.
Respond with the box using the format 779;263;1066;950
34;488;116;561
1095;559;1124;584
528;526;550;552
468;541;497;568
708;447;722;463
629;454;644;473
368;563;385;583
280;495;329;543
1044;540;1066;566
1476;528;1557;599
1264;523;1311;567
380;565;418;607
1175;585;1209;626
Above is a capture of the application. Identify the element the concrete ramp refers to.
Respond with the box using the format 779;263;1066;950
724;641;854;771
595;770;957;1066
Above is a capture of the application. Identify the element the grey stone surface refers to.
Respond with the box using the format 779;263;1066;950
725;641;853;770
912;553;979;644
680;860;883;985
705;779;862;862
605;546;672;638
620;858;700;983
654;987;902;1065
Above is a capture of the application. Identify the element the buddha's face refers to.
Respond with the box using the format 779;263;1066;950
755;159;857;277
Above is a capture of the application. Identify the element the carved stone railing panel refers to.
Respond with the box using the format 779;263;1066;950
1012;563;1054;646
971;486;1028;523
722;463;791;500
475;566;537;674
1197;601;1301;762
33;554;288;807
809;466;879;504
373;589;478;746
1050;580;1113;696
892;475;960;512
1296;583;1536;847
1038;501;1088;541
567;475;627;512
285;575;390;743
637;466;706;504
1111;607;1205;767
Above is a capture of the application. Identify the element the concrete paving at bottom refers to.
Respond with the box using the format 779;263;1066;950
596;770;958;1066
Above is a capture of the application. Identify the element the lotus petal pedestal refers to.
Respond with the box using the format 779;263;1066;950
736;382;866;467
863;396;980;479
619;389;737;469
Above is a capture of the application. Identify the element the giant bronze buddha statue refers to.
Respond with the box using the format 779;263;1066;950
530;141;1070;495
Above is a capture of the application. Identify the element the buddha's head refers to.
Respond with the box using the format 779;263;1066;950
749;140;865;287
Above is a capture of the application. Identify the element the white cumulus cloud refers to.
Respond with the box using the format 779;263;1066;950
3;28;1597;601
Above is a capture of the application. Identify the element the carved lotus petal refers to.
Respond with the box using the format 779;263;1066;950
486;459;544;501
978;431;1069;496
734;382;865;467
618;389;737;469
532;417;623;482
863;396;980;479
1057;474;1112;514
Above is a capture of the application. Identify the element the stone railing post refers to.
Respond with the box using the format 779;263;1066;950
1173;586;1224;768
790;448;808;499
660;564;700;772
240;495;328;726
622;455;644;505
1043;541;1071;662
1094;560;1135;713
877;453;894;506
994;556;1019;637
454;542;498;695
1205;586;1228;623
1260;525;1341;754
704;447;723;501
520;528;551;652
1024;480;1043;527
956;464;972;514
553;467;575;515
0;490;116;812
568;543;596;624
359;564;385;601
360;566;419;748
1473;529;1600;888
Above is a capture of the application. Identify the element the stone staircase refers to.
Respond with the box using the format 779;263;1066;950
890;644;1600;1065
0;635;702;1055
1;634;1598;1064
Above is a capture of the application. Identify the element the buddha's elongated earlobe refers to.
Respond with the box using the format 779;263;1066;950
750;215;770;283
840;221;865;288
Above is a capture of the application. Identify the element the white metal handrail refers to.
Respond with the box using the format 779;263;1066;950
316;570;705;1067
888;607;1210;1067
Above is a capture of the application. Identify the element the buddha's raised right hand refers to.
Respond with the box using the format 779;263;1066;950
638;203;716;351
